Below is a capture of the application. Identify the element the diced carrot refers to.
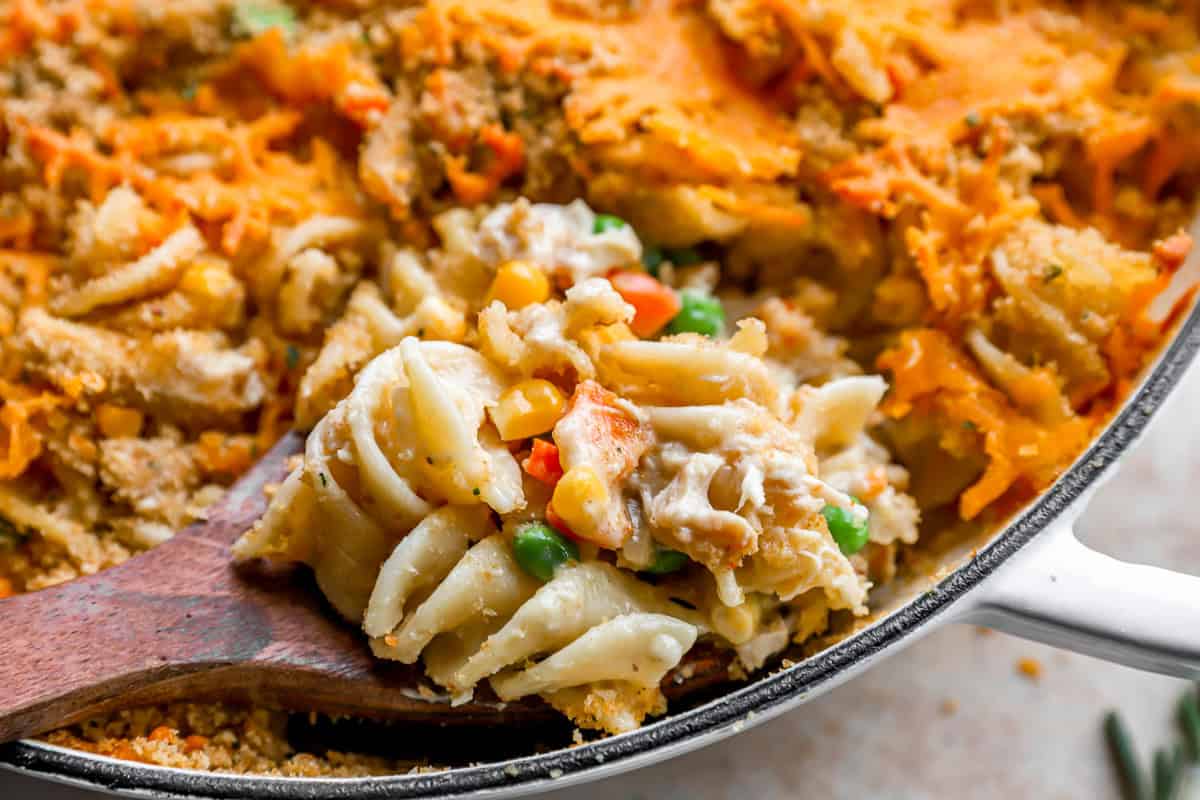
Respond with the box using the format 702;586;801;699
523;439;564;486
608;270;681;338
0;577;14;599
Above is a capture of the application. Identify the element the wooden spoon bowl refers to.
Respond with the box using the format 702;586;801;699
0;432;732;744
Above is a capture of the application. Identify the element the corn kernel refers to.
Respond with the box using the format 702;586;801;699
95;403;144;438
550;466;608;539
178;259;238;300
486;259;550;309
491;379;567;440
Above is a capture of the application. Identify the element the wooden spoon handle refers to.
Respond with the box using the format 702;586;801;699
0;432;303;742
0;562;265;741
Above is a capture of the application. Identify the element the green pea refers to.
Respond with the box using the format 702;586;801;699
642;548;689;575
642;245;665;276
512;521;579;582
666;291;725;337
592;214;627;234
821;500;870;555
665;247;701;266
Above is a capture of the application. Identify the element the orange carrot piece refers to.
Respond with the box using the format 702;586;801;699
523;439;564;486
608;270;681;338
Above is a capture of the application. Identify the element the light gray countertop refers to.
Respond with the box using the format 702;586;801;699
6;365;1199;800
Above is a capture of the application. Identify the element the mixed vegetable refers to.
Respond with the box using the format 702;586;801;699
512;522;579;582
821;499;871;556
666;290;725;337
483;211;872;585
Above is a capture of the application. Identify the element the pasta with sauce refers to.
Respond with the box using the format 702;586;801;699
235;199;919;732
1;0;1195;768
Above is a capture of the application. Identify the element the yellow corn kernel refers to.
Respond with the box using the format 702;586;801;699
178;259;238;300
550;466;608;538
491;379;567;441
95;403;144;438
486;259;550;309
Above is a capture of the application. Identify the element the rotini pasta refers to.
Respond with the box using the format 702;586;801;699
236;199;919;732
49;225;206;318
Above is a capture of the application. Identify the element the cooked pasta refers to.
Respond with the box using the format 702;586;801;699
3;0;1197;765
236;199;919;732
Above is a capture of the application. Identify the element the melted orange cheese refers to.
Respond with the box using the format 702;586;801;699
411;0;801;185
878;329;1094;520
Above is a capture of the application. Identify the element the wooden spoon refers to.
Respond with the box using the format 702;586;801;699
0;432;732;744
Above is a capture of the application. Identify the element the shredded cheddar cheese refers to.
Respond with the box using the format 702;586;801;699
878;329;1094;520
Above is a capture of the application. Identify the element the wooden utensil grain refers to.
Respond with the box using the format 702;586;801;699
0;432;540;743
0;432;732;744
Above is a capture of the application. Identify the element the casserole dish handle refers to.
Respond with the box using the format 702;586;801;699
967;516;1200;678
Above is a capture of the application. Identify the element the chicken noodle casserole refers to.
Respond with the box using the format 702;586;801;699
1;0;1197;767
234;199;920;732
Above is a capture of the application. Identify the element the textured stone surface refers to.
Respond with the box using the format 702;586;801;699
5;366;1199;800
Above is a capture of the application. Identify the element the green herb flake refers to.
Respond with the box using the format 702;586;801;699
232;2;298;39
180;81;199;102
962;420;977;432
472;487;481;496
964;110;981;128
285;344;300;370
1044;263;1064;283
318;472;328;487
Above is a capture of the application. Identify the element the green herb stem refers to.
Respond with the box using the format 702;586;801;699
1179;691;1200;762
1106;711;1150;800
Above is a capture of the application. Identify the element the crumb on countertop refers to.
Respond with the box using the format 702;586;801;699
1017;658;1043;681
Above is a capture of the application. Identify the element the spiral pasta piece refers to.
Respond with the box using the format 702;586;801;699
235;338;523;619
236;198;923;734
